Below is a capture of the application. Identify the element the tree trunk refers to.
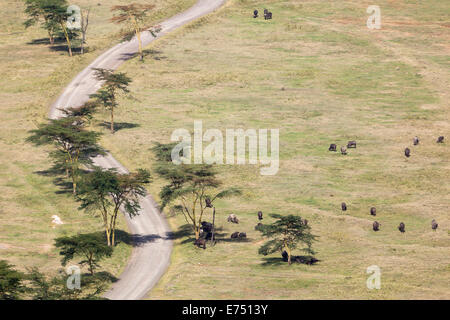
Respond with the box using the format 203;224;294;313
61;23;73;57
88;254;94;275
136;29;143;60
286;247;292;265
105;228;111;247
211;207;216;245
110;107;114;133
194;226;200;240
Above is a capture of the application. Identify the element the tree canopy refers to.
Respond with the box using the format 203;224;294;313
0;260;26;300
90;68;132;133
55;233;113;275
77;167;151;246
27;116;104;194
111;3;160;60
256;214;317;265
153;143;241;240
23;0;77;56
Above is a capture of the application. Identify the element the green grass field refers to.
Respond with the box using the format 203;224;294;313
0;0;194;280
90;0;449;299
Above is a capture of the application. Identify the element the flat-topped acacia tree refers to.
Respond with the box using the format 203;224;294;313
152;143;241;241
27;112;103;194
24;0;76;57
77;167;151;246
90;68;131;134
24;0;61;45
256;214;318;265
111;3;161;61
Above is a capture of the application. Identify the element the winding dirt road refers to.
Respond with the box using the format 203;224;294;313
49;0;226;300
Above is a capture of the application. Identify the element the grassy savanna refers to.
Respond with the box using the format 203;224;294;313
0;0;194;282
94;0;450;299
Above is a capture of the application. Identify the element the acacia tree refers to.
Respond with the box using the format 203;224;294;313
153;143;241;240
27;268;109;300
256;214;317;265
24;0;60;45
0;260;26;300
90;68;131;133
77;167;151;246
44;0;74;57
55;233;113;275
111;3;161;61
27;114;103;194
24;0;75;56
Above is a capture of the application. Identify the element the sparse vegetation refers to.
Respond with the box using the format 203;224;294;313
0;0;194;294
97;0;449;299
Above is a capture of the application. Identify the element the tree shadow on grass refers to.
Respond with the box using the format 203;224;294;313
98;122;140;132
27;37;66;45
261;256;320;266
34;167;89;195
166;224;193;241
260;257;287;266
114;229;167;247
82;271;119;284
118;49;167;62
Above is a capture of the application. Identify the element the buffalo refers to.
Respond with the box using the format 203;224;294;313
347;141;357;148
227;214;239;224
405;148;411;158
264;9;272;20
432;219;438;231
194;238;206;249
373;221;380;231
398;222;405;233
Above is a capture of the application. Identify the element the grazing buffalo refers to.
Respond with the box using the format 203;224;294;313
370;207;377;216
341;202;347;211
398;222;405;233
231;232;239;239
413;136;419;145
258;211;263;220
227;214;239;224
405;148;411;158
373;221;380;231
437;136;444;143
347;141;357;148
253;9;258;18
201;221;214;240
329;144;337;152
432;219;438;231
194;238;206;249
238;232;247;239
264;9;272;20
